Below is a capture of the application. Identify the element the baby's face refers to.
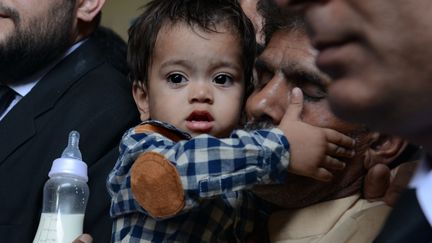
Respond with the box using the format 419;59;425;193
135;22;245;138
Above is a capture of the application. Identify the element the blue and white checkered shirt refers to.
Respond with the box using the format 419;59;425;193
107;120;290;242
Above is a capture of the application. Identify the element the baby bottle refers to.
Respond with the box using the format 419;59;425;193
33;131;89;243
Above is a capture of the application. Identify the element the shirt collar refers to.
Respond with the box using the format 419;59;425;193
268;194;361;239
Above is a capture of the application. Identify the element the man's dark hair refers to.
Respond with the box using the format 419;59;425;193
257;0;306;45
128;0;256;97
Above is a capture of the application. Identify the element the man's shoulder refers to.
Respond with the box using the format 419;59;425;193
44;38;133;107
21;38;139;135
62;38;127;82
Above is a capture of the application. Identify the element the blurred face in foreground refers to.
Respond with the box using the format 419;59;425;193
280;0;432;150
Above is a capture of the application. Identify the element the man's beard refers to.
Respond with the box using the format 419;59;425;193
245;115;369;208
244;117;275;131
0;1;75;83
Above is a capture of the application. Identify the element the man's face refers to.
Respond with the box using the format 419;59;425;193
246;29;374;208
0;0;76;83
282;0;432;145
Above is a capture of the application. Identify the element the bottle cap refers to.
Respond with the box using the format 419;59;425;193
48;131;88;181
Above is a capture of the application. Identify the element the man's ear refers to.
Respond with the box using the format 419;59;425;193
367;132;408;167
132;81;150;121
76;0;106;22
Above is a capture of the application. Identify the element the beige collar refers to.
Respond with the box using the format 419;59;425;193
269;194;361;239
268;194;392;243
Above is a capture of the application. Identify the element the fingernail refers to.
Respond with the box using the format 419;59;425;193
292;87;301;95
335;162;346;170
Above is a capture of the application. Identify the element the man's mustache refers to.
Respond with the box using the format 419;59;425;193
244;117;275;131
0;3;20;24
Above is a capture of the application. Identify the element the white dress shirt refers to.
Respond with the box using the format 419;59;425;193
410;156;432;226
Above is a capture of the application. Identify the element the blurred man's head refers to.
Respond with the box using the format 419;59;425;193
247;1;407;208
0;0;105;83
279;0;432;149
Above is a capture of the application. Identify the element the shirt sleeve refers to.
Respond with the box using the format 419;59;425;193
107;124;290;219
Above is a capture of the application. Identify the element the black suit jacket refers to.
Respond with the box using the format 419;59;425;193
375;188;432;243
0;38;140;242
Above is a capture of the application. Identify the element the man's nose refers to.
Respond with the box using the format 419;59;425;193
245;77;290;125
188;81;214;104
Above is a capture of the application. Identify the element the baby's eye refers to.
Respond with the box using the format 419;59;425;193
167;73;187;84
213;74;233;86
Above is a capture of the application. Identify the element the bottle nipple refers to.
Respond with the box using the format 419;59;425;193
61;131;82;160
48;130;88;181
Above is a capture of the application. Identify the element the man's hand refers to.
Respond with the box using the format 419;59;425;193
72;234;93;243
278;87;356;182
363;161;418;206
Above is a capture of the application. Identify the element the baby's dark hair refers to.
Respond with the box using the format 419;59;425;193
128;0;256;97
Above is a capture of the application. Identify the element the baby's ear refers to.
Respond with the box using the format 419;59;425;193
367;132;407;168
132;81;150;121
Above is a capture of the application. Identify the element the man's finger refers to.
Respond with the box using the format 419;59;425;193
384;161;418;206
72;234;93;243
282;87;304;121
363;163;391;200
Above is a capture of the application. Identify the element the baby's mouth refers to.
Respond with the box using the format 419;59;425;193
185;111;214;133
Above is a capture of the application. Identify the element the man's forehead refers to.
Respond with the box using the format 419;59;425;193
266;30;316;58
270;29;311;47
258;30;331;86
260;30;315;63
258;45;284;67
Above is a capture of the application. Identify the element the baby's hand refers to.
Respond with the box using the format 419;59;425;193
277;87;356;182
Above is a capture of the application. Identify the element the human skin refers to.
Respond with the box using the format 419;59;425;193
133;22;245;138
0;0;74;82
246;27;405;208
0;0;105;82
0;0;65;43
282;0;432;153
